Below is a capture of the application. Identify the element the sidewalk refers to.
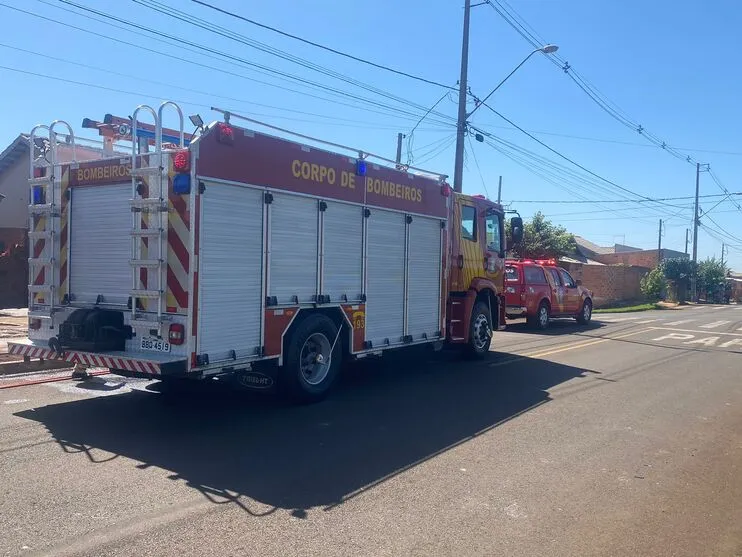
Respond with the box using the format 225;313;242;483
0;308;71;375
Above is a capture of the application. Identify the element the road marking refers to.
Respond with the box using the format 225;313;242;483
489;328;653;367
699;320;730;329
597;317;640;322
526;328;653;358
665;319;693;326
651;332;742;349
634;319;659;324
653;333;694;342
648;326;742;337
685;336;721;347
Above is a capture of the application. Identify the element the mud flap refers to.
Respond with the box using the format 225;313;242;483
498;294;507;331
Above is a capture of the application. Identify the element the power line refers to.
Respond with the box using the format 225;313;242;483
0;63;453;137
36;0;456;127
545;204;693;218
483;135;668;224
0;42;449;131
466;134;490;197
474;103;682;209
406;90;455;165
702;215;742;245
410;134;457;160
485;124;742;156
11;0;453;129
189;0;454;90
415;136;457;165
708;167;742;213
122;0;457;125
484;0;702;167
506;193;739;204
486;135;668;217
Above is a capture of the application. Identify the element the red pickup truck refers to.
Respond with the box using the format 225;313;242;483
505;259;593;329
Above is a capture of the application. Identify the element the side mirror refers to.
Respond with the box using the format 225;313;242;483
510;216;524;245
576;279;583;286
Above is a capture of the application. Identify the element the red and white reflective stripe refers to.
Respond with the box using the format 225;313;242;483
10;344;162;375
68;352;161;375
8;344;60;360
166;159;191;313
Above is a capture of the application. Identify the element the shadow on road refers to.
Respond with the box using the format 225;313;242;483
505;319;606;336
15;350;588;518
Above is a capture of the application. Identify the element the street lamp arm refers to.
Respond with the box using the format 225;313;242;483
467;47;546;119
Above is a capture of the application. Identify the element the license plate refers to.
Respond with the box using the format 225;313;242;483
140;337;171;353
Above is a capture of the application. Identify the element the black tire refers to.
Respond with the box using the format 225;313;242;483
465;301;493;358
576;299;593;324
532;301;550;330
280;313;342;404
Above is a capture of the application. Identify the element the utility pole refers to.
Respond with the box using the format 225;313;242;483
452;0;471;193
395;133;405;165
685;229;689;255
692;162;701;300
657;219;663;262
497;175;502;203
721;243;725;267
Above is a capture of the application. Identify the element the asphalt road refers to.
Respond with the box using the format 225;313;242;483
1;304;741;557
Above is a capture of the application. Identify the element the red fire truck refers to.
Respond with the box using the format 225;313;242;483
9;102;523;402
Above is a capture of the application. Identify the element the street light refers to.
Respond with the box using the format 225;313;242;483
468;45;559;119
452;43;559;192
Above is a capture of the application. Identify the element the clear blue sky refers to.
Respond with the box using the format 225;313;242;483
1;0;741;269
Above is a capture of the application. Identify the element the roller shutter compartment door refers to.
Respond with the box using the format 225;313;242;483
365;209;405;347
322;201;363;303
269;193;319;305
407;216;442;340
69;184;131;305
198;184;263;360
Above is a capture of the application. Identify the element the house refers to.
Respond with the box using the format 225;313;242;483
560;237;687;307
728;272;742;302
574;236;688;267
0;134;104;308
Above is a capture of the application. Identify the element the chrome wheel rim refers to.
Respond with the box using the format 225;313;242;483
299;332;332;386
472;313;491;351
539;306;548;327
583;302;592;321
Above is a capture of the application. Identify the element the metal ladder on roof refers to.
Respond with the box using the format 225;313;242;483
129;101;185;334
27;121;76;321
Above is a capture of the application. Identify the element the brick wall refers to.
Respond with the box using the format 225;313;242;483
595;250;660;268
0;236;27;309
594;249;688;268
562;262;649;308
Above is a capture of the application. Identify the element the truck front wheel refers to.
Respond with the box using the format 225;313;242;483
466;301;493;358
281;314;342;403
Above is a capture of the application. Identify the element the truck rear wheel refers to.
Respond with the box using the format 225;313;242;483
466;301;493;358
281;313;342;403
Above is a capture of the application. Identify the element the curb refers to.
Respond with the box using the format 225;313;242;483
0;358;73;376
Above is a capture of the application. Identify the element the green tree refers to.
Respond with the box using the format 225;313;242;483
640;266;666;300
506;212;577;259
696;257;728;300
660;257;696;303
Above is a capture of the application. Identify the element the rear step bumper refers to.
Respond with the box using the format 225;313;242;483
7;340;187;376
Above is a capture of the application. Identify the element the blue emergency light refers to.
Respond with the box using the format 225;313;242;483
356;159;367;177
173;174;191;194
32;186;45;205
